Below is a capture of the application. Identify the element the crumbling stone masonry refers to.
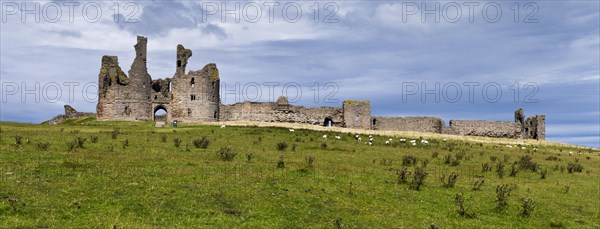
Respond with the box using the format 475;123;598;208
95;36;545;140
97;36;219;122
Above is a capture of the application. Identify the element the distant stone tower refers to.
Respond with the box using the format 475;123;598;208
97;36;152;121
343;100;371;129
525;115;545;140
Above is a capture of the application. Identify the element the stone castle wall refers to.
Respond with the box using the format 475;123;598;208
95;36;545;140
219;97;343;126
372;116;443;133
447;120;522;138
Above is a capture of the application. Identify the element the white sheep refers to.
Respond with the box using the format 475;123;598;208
289;128;295;132
220;124;226;128
409;140;416;144
368;142;372;146
443;138;447;141
506;145;513;148
357;137;362;142
335;136;341;140
411;142;417;146
568;151;573;156
521;147;526;150
421;139;429;144
385;140;390;145
322;135;327;139
399;138;406;142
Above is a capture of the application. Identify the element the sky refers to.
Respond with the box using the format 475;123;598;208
0;0;599;148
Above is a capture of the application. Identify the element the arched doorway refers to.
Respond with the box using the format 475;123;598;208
323;117;333;127
154;105;168;127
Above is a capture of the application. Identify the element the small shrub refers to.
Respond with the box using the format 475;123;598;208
67;141;77;151
122;139;129;148
444;154;452;164
521;197;535;217
540;169;547;179
567;162;583;173
277;156;285;168
396;167;410;184
546;155;559;161
402;155;418;166
306;156;315;168
489;155;497;162
441;172;459;188
431;151;439;158
75;137;86;149
421;159;429;168
90;135;98;143
482;163;492;172
496;163;505;179
410;167;428;190
472;178;484;191
246;153;254;162
218;147;237;161
193;137;210;149
503;155;510;163
276;142;288;151
321;142;328;149
292;144;297;152
160;135;167;143
111;128;120;139
454;193;476;218
509;164;518;177
15;135;22;145
519;155;538;172
173;138;182;148
496;184;514;209
37;142;50;151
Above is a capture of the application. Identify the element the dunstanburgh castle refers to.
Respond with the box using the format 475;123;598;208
92;36;545;140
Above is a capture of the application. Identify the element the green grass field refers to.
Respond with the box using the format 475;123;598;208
1;120;599;228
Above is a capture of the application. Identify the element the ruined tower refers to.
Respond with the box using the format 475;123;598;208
97;36;152;121
97;36;220;123
343;100;371;129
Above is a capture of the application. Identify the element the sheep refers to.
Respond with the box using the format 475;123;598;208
357;137;362;142
399;138;406;142
335;136;341;140
368;142;373;146
521;146;526;150
289;128;295;132
568;151;573;156
409;140;416;144
385;140;390;145
420;139;429;144
322;135;327;139
506;145;513;148
443;138;447;141
411;142;417;146
220;124;226;128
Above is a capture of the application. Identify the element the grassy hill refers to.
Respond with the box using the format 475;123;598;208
0;121;598;228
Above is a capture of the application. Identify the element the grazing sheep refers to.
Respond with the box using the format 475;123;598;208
368;142;372;146
569;151;573;156
357;137;362;142
289;129;295;132
411;142;417;146
409;140;416;144
385;140;390;145
506;145;513;148
220;124;226;128
335;136;341;140
421;139;429;144
443;138;447;141
399;138;406;142
521;147;526;150
322;135;327;139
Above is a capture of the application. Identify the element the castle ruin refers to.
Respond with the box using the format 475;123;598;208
96;36;545;140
